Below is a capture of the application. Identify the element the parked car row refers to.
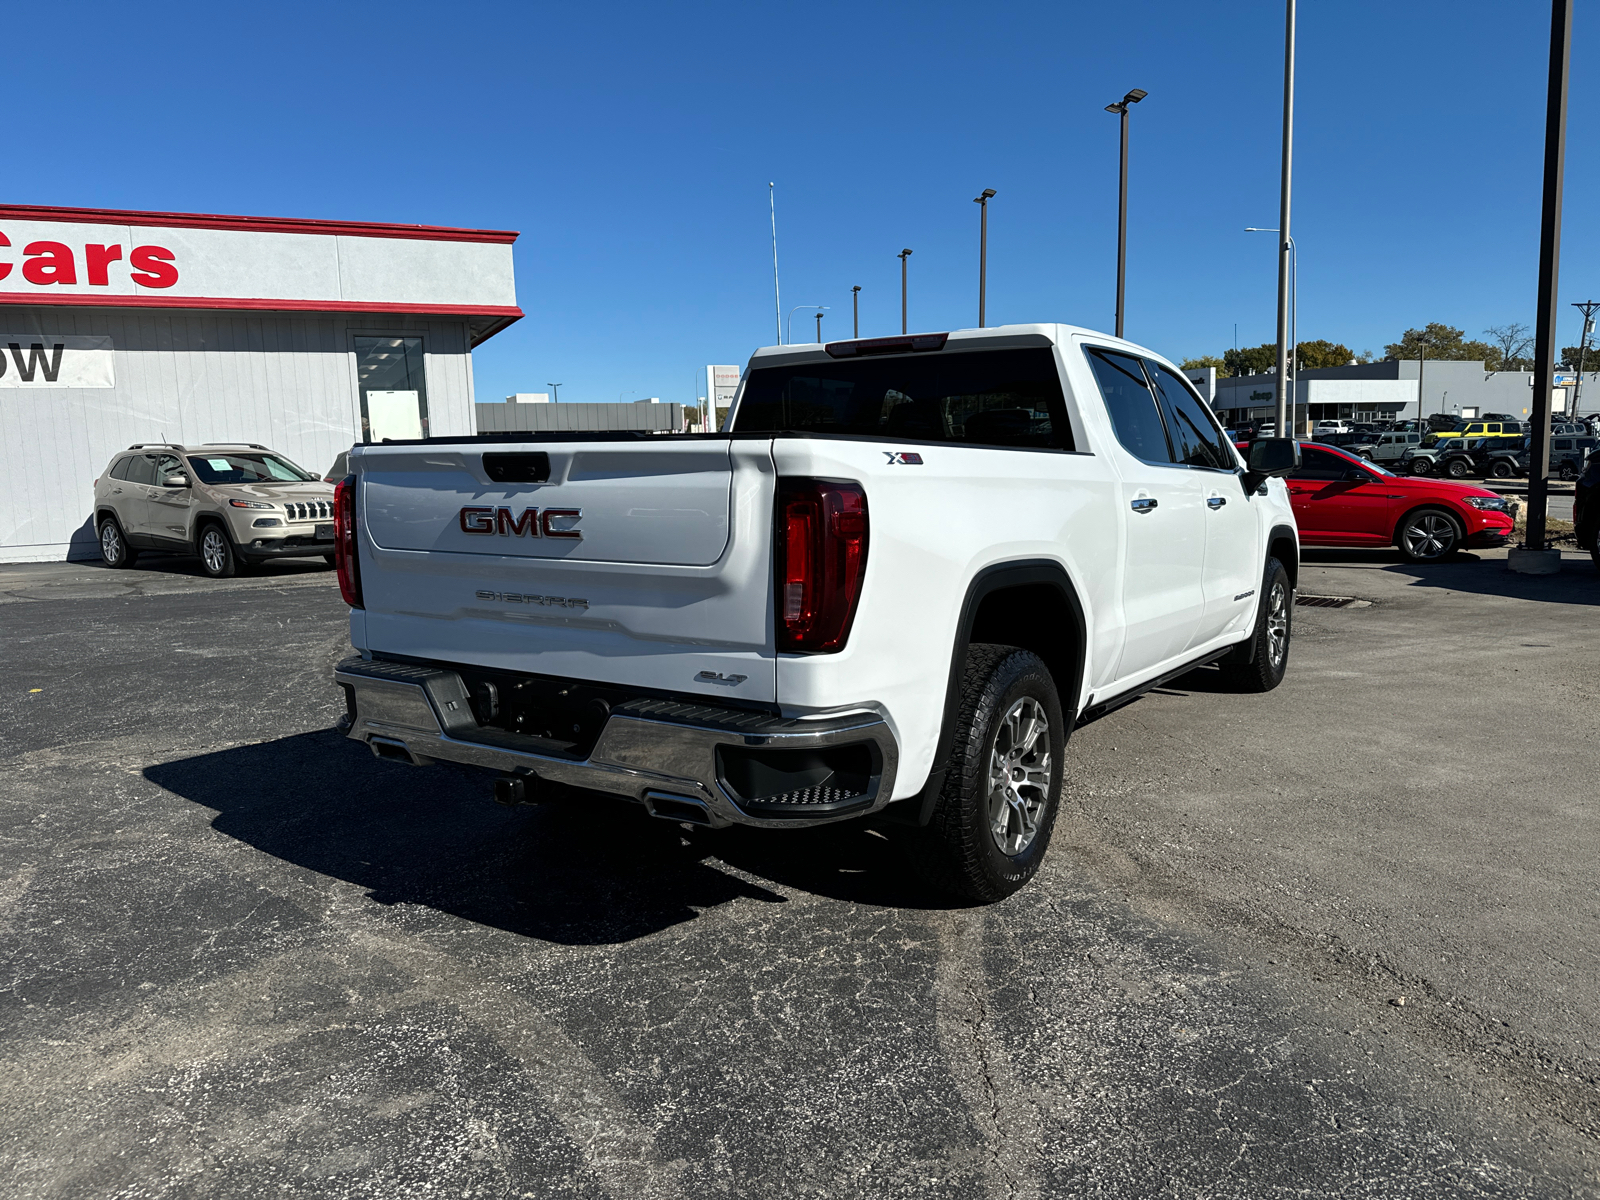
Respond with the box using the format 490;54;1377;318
1402;433;1597;479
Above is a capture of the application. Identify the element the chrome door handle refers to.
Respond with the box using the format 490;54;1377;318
1206;496;1227;509
1130;497;1158;513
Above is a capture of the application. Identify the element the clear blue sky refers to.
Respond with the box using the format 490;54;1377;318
12;0;1600;403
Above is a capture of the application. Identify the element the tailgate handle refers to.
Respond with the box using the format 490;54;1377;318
483;452;551;484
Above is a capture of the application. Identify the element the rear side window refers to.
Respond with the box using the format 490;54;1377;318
1555;439;1572;450
1147;361;1233;470
1084;348;1170;464
734;348;1072;449
1290;445;1350;481
108;456;135;481
124;455;159;485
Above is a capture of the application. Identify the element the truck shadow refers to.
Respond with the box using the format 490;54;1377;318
144;731;954;946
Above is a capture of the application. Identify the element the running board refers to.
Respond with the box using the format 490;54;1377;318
1075;647;1232;728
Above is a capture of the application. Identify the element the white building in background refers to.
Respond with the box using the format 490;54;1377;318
0;202;520;562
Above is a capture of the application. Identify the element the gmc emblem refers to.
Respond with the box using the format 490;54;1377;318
459;506;582;539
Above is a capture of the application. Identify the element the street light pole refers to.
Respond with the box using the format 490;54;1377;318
815;310;824;343
1522;0;1572;566
1273;0;1296;438
1417;334;1429;432
1104;89;1146;339
788;305;827;345
547;383;561;404
898;249;913;334
1245;228;1296;426
1571;300;1598;418
973;188;996;327
852;286;861;337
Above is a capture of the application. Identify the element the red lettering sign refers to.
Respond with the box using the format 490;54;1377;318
129;245;177;289
86;244;124;287
23;242;76;286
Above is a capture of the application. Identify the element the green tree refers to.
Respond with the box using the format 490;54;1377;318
1223;343;1277;377
1560;345;1600;373
1294;339;1354;369
1179;354;1228;377
1383;323;1496;364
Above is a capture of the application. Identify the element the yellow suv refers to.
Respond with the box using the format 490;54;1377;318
1425;420;1523;446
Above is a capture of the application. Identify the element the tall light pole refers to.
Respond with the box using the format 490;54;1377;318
815;310;825;343
1519;0;1572;568
1571;300;1598;418
1273;1;1296;437
547;382;562;404
1104;88;1147;339
898;249;913;334
1245;228;1297;421
974;188;996;327
769;183;782;344
852;285;861;337
1416;331;1430;432
788;305;827;345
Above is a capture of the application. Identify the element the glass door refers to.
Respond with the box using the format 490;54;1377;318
354;336;429;442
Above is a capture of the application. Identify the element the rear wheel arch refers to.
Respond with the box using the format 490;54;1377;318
913;561;1087;825
1267;524;1299;589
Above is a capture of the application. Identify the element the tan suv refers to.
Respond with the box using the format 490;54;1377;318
94;443;338;578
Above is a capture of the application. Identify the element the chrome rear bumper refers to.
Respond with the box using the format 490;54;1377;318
333;656;899;829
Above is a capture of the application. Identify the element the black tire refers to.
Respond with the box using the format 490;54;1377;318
1396;507;1463;563
1409;458;1432;476
98;516;138;569
323;553;337;567
1218;557;1292;693
1446;458;1469;478
197;522;239;579
1490;460;1514;479
1558;462;1577;481
913;645;1065;904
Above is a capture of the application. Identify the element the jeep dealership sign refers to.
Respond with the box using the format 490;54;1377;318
0;335;114;387
0;209;518;315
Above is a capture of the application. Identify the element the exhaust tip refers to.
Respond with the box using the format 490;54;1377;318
643;791;714;827
368;736;428;766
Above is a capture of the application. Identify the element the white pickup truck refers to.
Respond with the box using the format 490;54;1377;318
331;324;1301;901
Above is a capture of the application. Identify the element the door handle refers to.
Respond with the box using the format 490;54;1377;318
1130;497;1158;513
1206;496;1227;509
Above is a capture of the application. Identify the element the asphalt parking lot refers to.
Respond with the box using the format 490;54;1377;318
2;548;1597;1198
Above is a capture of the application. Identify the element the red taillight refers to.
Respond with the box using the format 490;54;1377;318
775;478;868;652
334;474;363;609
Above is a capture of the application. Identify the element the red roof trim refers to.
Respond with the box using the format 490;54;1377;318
0;204;518;244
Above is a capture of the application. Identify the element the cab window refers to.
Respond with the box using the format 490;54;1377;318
1084;347;1171;464
1146;361;1234;470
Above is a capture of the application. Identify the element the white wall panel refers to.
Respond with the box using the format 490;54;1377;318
0;306;477;561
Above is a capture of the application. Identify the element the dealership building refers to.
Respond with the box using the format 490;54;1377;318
0;203;520;562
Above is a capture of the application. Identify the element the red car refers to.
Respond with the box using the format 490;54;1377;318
1238;441;1514;562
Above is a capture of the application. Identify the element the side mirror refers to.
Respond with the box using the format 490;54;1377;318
1242;438;1300;493
162;473;190;488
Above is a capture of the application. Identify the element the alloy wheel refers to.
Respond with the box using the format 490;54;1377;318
1266;579;1290;670
201;529;228;574
1404;513;1457;560
100;522;120;562
986;697;1051;857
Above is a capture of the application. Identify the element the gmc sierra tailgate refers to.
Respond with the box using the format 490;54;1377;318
352;438;777;703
